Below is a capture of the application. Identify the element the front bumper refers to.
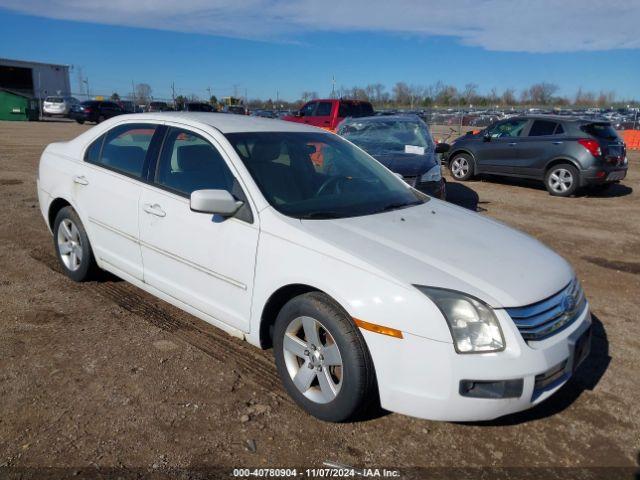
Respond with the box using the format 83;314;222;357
365;304;591;421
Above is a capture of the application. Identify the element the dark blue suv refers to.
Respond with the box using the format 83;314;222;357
445;116;628;196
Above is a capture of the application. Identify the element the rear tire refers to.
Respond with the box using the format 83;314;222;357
449;153;475;181
75;119;85;124
273;292;376;422
97;115;105;124
53;207;98;282
545;164;579;197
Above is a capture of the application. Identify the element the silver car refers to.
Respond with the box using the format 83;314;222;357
43;96;79;117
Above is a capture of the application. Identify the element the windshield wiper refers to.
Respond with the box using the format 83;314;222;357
375;200;423;214
299;211;345;219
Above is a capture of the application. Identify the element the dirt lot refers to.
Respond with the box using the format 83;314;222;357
0;120;639;479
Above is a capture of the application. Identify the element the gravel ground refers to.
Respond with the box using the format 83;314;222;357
0;120;638;479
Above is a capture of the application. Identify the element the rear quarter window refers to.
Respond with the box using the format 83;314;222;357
580;123;619;140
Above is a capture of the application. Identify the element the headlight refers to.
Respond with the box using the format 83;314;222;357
420;164;442;183
415;286;505;353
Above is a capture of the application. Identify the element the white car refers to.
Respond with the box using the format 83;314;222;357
37;113;592;422
43;96;79;117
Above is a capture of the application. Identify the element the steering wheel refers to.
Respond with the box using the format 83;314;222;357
316;176;347;196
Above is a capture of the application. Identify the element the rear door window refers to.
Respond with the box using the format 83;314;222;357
528;120;559;136
89;123;157;177
315;101;333;117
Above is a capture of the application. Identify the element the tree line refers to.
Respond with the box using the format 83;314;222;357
108;81;635;110
322;82;630;109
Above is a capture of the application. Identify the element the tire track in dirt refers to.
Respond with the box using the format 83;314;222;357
28;246;290;403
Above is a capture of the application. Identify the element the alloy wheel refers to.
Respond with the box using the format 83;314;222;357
57;218;83;271
282;316;343;404
548;168;574;193
451;157;469;178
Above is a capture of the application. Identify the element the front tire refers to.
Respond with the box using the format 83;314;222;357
53;207;98;282
545;164;578;197
273;292;376;422
449;153;475;181
75;119;85;124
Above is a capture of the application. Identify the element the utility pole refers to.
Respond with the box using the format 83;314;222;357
171;82;176;108
83;78;90;100
206;86;211;103
331;75;336;99
131;80;135;104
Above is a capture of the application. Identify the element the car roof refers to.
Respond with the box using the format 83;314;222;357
342;114;422;123
115;112;324;133
518;114;609;124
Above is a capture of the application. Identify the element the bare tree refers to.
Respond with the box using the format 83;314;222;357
300;91;318;102
135;83;152;105
501;88;516;106
392;82;411;105
462;83;478;106
528;82;559;105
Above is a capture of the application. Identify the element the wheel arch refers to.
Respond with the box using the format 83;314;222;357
544;157;581;173
259;283;334;349
447;148;475;166
48;197;73;231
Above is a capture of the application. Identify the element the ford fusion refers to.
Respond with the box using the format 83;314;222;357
37;113;591;422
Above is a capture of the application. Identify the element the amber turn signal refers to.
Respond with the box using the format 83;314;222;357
353;318;403;339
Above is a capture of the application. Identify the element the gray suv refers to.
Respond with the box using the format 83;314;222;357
445;116;628;196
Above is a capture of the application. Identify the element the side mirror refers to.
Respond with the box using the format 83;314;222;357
483;133;491;142
190;189;243;216
295;110;303;117
435;142;450;154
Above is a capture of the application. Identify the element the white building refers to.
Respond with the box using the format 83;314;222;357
0;58;71;99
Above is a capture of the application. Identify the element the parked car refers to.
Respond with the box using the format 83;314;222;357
283;99;374;131
148;101;170;112
222;105;248;115
118;100;140;113
445;116;628;196
37;113;591;422
184;102;215;112
42;96;80;117
68;100;126;124
337;115;448;199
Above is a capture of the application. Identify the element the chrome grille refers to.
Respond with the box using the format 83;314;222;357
506;279;586;341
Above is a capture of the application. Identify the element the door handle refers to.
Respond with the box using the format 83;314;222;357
552;141;563;145
73;175;89;186
143;203;166;217
508;142;517;147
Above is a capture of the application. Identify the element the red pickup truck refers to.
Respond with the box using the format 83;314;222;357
283;99;374;131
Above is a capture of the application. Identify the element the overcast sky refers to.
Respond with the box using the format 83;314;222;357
0;0;638;100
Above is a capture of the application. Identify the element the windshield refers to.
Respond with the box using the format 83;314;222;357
225;132;426;219
338;119;434;155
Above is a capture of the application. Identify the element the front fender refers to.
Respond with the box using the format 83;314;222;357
246;220;454;348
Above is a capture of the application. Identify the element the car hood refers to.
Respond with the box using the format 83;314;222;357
371;152;437;176
299;200;573;308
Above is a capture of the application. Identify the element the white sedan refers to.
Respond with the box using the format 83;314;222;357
37;113;592;422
